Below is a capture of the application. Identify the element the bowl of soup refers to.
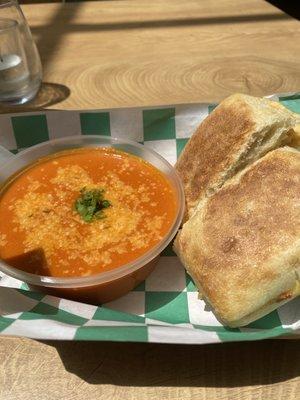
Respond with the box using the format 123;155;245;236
0;136;184;304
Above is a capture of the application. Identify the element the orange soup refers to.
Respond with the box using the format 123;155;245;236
0;147;177;278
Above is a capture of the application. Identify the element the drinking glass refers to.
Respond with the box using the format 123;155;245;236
0;0;42;105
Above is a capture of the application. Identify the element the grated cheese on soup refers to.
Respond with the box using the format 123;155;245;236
0;148;177;278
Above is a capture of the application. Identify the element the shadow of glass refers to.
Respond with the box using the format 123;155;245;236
38;339;300;387
0;82;70;113
28;82;71;108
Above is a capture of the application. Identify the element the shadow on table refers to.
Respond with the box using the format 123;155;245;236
31;12;292;36
40;339;300;387
0;82;70;114
29;0;293;76
28;82;71;109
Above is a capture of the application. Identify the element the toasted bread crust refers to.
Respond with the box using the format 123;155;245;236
176;94;296;218
174;147;300;326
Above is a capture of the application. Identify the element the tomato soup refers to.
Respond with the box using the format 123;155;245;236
0;147;177;278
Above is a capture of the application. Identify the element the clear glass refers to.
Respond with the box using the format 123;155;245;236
0;1;42;104
0;136;184;302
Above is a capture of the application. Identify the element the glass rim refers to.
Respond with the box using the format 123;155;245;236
0;18;17;32
0;135;185;288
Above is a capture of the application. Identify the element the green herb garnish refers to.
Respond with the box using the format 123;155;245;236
75;188;111;223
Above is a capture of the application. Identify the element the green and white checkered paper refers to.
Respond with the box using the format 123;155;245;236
0;93;300;343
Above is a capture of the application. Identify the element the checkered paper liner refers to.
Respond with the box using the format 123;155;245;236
0;93;299;344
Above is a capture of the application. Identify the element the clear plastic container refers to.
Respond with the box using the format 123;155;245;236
0;136;185;304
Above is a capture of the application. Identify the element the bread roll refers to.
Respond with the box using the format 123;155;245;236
174;147;300;327
176;94;296;218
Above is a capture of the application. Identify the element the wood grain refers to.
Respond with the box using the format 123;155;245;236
14;0;300;111
0;337;300;400
1;1;300;399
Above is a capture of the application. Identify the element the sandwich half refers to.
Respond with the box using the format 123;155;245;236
176;93;296;218
174;147;300;327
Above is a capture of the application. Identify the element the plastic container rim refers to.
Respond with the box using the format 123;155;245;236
0;135;185;288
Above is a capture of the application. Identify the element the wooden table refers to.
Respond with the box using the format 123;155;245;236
2;0;300;112
0;1;300;399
